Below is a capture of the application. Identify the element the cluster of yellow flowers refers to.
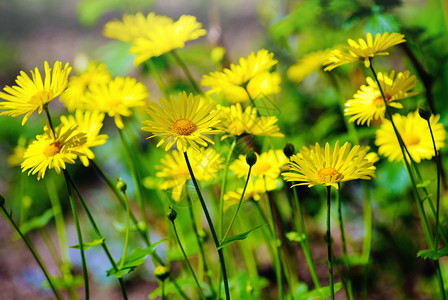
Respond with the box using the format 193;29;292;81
0;10;444;201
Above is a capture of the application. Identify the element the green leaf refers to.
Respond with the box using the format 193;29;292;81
365;12;401;35
286;231;306;243
417;248;448;260
107;239;167;278
19;209;54;235
416;179;434;188
218;224;265;250
298;282;343;299
70;238;105;250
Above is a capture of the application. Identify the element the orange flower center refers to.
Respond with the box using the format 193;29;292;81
317;167;341;182
30;90;51;105
172;118;196;135
43;141;62;157
401;133;420;146
372;92;391;108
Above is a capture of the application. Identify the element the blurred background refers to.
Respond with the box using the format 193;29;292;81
0;0;447;299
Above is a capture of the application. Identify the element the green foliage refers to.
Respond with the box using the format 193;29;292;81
70;238;105;250
417;248;448;260
19;209;53;235
218;224;265;250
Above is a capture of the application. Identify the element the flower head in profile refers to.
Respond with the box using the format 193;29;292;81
324;32;405;71
155;147;223;201
201;49;281;103
84;76;148;129
217;103;284;140
282;141;376;189
60;62;112;112
287;50;330;83
142;92;222;152
345;70;418;126
60;110;108;167
104;12;207;65
375;111;446;163
0;61;72;125
21;123;87;180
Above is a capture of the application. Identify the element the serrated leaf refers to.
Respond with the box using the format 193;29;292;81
107;239;167;278
417;248;448;260
298;282;343;299
19;209;53;235
218;224;265;250
70;238;105;250
286;231;306;243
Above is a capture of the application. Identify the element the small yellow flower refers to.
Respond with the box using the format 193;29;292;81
8;145;27;167
230;149;288;181
224;178;280;207
282;141;376;189
375;111;446;163
324;32;405;71
345;70;418;126
217;103;284;140
60;110;108;167
142;92;222;152
84;76;149;129
287;50;330;83
104;12;207;65
201;49;280;103
21;123;87;180
155;147;223;201
0;61;72;125
60;62;112;112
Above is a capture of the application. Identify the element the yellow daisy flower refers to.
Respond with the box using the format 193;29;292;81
230;149;288;182
60;62;112;112
345;70;418;126
21;123;87;180
141;92;222;152
0;61;72;125
224;178;280;207
375;111;446;163
60;110;108;167
104;12;207;65
282;141;376;189
287;50;330;83
324;32;405;71
84;76;149;129
217;103;284;140
155;147;223;201
201;49;280;103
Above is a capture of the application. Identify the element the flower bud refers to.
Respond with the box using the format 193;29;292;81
418;106;431;121
154;265;170;281
167;206;177;222
283;143;295;158
116;178;127;193
246;150;257;167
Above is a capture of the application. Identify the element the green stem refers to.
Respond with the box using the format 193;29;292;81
43;104;56;135
162;280;166;300
369;61;446;299
147;58;170;99
253;200;284;300
170;218;207;300
183;152;230;300
119;190;131;271
291;184;321;290
170;50;203;95
186;191;216;297
118;128;150;244
427;119;441;250
326;186;335;300
65;172;128;300
1;204;62;300
63;170;89;300
336;185;354;300
221;166;252;242
219;137;237;238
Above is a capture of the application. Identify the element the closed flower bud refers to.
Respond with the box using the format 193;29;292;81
246;150;257;167
167;206;177;222
283;143;295;158
116;178;127;193
154;265;170;281
418;106;431;121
